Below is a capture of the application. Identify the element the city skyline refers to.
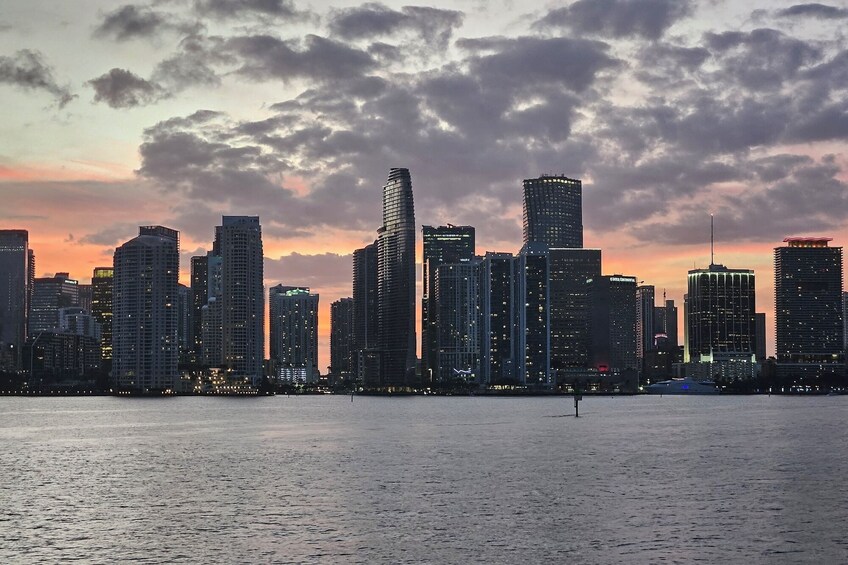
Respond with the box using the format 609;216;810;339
4;0;848;368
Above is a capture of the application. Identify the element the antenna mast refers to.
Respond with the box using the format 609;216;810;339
710;214;714;266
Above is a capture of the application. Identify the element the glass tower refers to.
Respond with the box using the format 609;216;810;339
522;175;583;249
376;168;416;388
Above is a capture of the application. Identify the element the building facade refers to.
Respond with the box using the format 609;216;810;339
269;285;319;384
30;273;79;334
522;175;583;249
112;226;180;392
422;224;475;385
330;297;355;380
516;243;550;386
480;252;515;385
376;168;416;388
435;261;481;384
0;230;30;369
775;237;844;387
352;242;378;383
91;267;113;364
589;275;637;373
636;285;655;367
219;216;264;381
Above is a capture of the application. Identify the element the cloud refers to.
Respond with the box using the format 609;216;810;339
329;3;464;49
87;68;167;108
265;252;353;289
777;3;848;19
93;5;174;41
226;34;378;82
193;0;303;20
0;49;75;107
534;0;692;40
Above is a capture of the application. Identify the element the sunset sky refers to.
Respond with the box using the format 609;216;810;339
2;0;848;368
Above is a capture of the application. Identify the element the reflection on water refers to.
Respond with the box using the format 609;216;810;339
1;396;846;563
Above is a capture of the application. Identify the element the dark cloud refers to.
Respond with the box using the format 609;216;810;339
534;0;692;40
79;223;152;246
193;0;302;20
265;252;353;289
329;3;463;49
94;5;173;41
777;3;848;19
226;34;378;82
0;49;75;107
87;68;167;108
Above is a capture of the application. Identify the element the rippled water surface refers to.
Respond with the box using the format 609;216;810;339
1;395;847;564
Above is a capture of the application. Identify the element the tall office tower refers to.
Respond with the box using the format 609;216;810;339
376;168;416;388
201;297;222;367
190;255;208;355
480;252;515;384
516;243;551;385
219;216;264;380
57;307;101;340
27;249;35;334
77;284;92;312
0;230;30;369
435;261;481;383
352;242;378;381
775;237;844;386
113;226;179;392
422;224;475;385
177;283;193;363
653;298;678;349
269;285;319;383
91;267;113;363
522;175;583;248
330;297;355;379
685;263;756;361
588;275;638;372
755;312;766;362
548;248;602;373
636;285;655;364
30;273;80;334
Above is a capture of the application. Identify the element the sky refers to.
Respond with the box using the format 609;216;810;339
2;0;848;368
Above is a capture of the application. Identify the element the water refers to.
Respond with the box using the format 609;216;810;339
1;395;846;564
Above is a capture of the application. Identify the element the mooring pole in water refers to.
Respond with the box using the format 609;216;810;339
574;390;582;417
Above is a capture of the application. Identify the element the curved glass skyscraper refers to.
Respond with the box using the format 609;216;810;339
522;175;583;248
377;168;416;387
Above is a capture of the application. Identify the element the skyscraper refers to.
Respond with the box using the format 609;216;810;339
516;243;550;386
422;224;475;384
352;242;378;382
376;168;416;388
588;275;638;373
177;283;193;363
269;285;319;383
522;175;583;248
636;285;655;366
190;255;208;357
435;261;481;383
480;252;515;384
219;216;264;381
91;267;113;364
30;273;80;334
113;226;179;392
548;248;602;372
685;263;756;361
330;297;355;380
77;284;92;313
775;237;844;387
0;230;30;369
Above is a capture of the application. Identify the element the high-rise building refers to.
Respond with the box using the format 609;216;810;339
113;226;179;392
775;237;845;387
589;275;637;372
91;267;113;363
435;261;481;383
480;252;515;384
57;306;101;340
548;248;602;373
653;297;678;350
190;255;208;356
516;243;550;386
201;297;222;367
522;175;583;249
422;225;475;385
77;284;92;313
685;263;756;361
269;285;319;383
0;230;30;369
219;216;264;380
755;312;767;362
376;168;416;388
330;297;355;379
636;286;655;365
352;242;378;382
177;283;193;363
30;273;80;334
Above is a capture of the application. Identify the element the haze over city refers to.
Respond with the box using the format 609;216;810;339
3;1;848;367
